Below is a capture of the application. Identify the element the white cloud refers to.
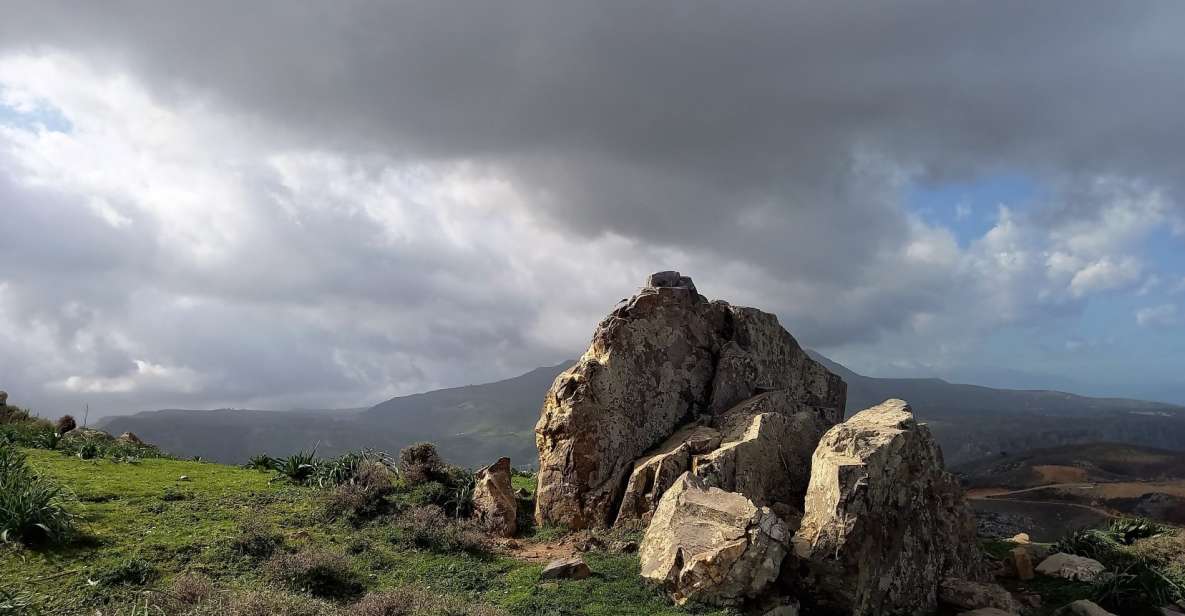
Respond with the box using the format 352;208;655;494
1136;304;1180;328
1068;257;1143;297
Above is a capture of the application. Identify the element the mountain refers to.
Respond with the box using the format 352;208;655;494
101;356;1185;468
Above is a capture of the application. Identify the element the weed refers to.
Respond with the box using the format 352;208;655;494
263;550;364;600
227;520;284;561
245;454;276;471
398;443;445;485
273;450;319;484
393;506;488;554
0;443;77;546
95;558;158;587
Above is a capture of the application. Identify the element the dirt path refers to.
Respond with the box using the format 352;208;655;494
967;483;1116;519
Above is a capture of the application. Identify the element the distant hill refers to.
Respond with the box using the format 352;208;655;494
955;442;1185;526
101;355;1185;468
955;442;1185;489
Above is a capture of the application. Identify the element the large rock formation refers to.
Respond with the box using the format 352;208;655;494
792;399;985;615
534;272;846;529
640;473;789;606
472;457;518;537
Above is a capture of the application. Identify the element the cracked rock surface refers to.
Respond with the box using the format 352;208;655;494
639;472;789;606
534;272;846;529
793;399;987;616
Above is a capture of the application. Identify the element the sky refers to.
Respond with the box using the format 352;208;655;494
0;1;1183;418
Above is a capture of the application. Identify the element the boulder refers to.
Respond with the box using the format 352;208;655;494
540;555;591;580
1036;553;1106;582
694;390;835;517
535;272;845;529
472;457;518;537
939;578;1022;613
118;432;144;445
1054;600;1117;616
793;399;986;615
1008;547;1035;580
640;473;789;606
616;424;721;525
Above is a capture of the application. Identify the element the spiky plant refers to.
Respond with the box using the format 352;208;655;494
272;450;319;484
0;442;78;545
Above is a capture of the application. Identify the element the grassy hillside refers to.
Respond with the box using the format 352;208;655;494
0;448;731;616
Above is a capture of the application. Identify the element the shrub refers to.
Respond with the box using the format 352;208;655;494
186;589;343;616
227;520;284;561
169;572;214;606
273;450;319;484
1106;517;1172;545
0;442;78;546
245;454;276;471
95;558;159;587
398;443;445;485
55;415;76;436
348;588;508;616
324;483;396;526
393;505;488;554
263;550;363;600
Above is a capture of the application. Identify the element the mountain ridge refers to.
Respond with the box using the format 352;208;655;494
101;354;1185;467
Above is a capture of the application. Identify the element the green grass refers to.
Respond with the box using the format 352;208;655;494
0;449;733;616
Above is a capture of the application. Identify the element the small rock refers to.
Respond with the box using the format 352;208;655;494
472;457;518;537
118;431;145;445
958;610;1018;616
1036;553;1106;582
178;475;190;481
1053;599;1117;616
541;555;591;580
1017;592;1042;610
1009;547;1034;580
576;536;606;552
611;540;638;553
1009;532;1031;544
939;578;1021;613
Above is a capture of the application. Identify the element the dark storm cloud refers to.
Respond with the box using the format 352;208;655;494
1;1;1183;413
6;1;1184;307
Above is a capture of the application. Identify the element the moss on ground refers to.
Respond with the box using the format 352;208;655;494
1;449;733;616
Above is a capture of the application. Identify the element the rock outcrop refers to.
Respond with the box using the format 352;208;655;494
0;390;7;406
472;457;518;537
535;272;846;529
1036;553;1106;582
792;399;985;615
640;473;789;606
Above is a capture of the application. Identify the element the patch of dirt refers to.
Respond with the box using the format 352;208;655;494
1032;464;1088;484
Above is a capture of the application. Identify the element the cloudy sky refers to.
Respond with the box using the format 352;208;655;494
1;2;1183;418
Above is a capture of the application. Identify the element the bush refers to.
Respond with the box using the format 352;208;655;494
1106;517;1172;545
273;450;319;484
263;550;363;600
1056;519;1185;612
168;572;214;607
324;483;396;527
186;589;343;616
0;442;78;546
348;588;508;616
398;443;445;485
95;558;159;587
393;506;488;554
245;454;276;471
227;520;284;561
55;415;76;436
